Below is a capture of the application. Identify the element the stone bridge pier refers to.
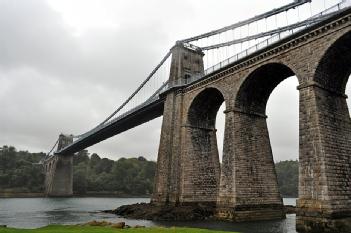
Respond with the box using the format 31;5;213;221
44;134;74;197
152;11;351;233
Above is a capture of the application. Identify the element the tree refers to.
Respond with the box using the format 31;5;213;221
73;162;88;194
90;153;101;167
275;160;298;197
0;146;45;192
74;150;89;165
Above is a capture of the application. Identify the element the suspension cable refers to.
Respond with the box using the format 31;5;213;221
181;0;311;43
47;139;59;156
99;50;172;126
200;14;330;51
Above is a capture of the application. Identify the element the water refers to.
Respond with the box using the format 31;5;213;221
0;197;297;233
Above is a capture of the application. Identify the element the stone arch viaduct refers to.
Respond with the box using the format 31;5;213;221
151;10;351;232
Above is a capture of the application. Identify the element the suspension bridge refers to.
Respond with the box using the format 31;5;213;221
45;0;348;157
43;1;351;232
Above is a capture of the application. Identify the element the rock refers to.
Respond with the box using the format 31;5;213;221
285;205;296;214
111;222;125;229
0;225;6;228
84;220;112;226
113;202;215;221
134;225;145;228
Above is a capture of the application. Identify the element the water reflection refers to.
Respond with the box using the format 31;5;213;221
0;197;154;229
0;197;297;233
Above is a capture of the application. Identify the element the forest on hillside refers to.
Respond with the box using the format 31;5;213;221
0;146;45;193
72;150;156;195
0;145;298;197
0;146;155;196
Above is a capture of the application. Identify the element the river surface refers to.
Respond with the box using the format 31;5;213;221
0;197;297;233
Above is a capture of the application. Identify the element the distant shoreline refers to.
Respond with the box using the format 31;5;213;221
0;192;45;198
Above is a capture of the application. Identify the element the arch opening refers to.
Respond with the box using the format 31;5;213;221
267;77;299;200
215;103;226;163
267;78;299;162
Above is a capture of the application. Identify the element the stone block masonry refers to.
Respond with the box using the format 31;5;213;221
153;9;351;233
44;134;74;197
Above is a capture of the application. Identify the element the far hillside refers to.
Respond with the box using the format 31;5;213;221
73;150;156;196
0;145;298;197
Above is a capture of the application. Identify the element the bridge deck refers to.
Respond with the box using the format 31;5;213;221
56;97;165;155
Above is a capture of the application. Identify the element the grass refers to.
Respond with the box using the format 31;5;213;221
0;225;237;233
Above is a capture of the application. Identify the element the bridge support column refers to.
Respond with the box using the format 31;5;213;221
216;108;285;221
178;124;221;206
151;91;183;204
44;134;74;197
152;42;205;205
297;84;351;233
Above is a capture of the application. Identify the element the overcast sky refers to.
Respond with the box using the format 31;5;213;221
0;0;350;162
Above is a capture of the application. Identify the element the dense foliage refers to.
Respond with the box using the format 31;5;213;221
0;146;45;193
0;145;298;197
72;150;156;195
0;146;156;196
275;160;299;197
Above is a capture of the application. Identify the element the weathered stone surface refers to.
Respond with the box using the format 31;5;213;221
152;9;351;233
44;134;74;197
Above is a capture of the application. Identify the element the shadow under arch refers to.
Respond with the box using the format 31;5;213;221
295;30;351;232
217;62;298;221
235;62;297;115
188;87;226;128
181;87;225;205
314;30;351;93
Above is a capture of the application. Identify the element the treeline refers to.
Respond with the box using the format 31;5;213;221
73;151;156;195
0;146;156;196
0;146;45;193
275;160;298;197
0;145;299;197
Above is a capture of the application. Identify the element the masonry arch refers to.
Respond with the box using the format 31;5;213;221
235;62;297;115
218;62;299;215
181;87;226;204
188;87;226;129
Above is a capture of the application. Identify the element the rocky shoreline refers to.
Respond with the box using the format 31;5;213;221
104;203;296;221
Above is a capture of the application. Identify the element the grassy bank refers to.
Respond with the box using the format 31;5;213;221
0;225;236;233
